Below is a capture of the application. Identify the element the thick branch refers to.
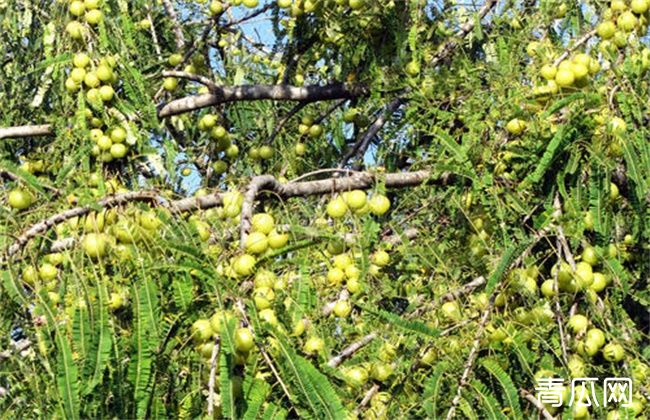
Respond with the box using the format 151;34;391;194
3;170;431;262
158;83;368;118
440;276;486;302
0;124;53;140
520;389;556;420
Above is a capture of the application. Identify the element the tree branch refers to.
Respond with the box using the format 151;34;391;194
327;333;377;368
158;83;368;118
161;70;219;91
440;276;486;302
161;0;186;50
0;124;53;140
3;170;432;262
520;389;556;420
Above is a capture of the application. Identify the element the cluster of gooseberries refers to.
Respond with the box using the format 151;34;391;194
326;190;390;219
277;0;365;16
534;52;600;95
244;213;289;255
195;113;239;170
65;0;104;39
297;115;324;139
596;0;650;52
65;53;118;104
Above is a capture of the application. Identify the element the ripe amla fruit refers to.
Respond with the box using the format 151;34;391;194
368;194;390;215
191;319;214;343
8;189;33;210
234;328;255;353
251;213;274;234
602;342;625;362
345;366;369;388
326;196;348;218
505;118;526;135
303;336;324;355
343;190;367;210
81;233;108;259
233;254;256;276
245;231;269;254
332;300;352;317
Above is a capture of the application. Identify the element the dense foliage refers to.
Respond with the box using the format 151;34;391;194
0;0;648;419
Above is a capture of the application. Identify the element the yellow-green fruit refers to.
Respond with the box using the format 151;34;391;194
590;272;607;292
581;246;599;265
66;21;84;39
82;233;108;259
69;1;85;16
73;53;91;68
618;12;638;32
234;328;255;352
368;194;390;215
267;229;288;249
345;366;368;388
602;342;625;362
233;254;256;276
8;189;33;210
38;263;58;281
371;250;390;267
209;1;224;15
295;142;306;155
99;85;114;101
574;261;594;287
332;300;352;317
242;0;259;7
505;118;526;135
168;54;183;66
597;21;616;39
344;190;367;209
251;213;274;234
303;336;324;355
570;63;588;79
191;319;214;343
163;77;178;91
555;69;575;87
22;266;39;284
245;232;269;254
631;0;650;14
84;72;100;88
326;196;348;218
327;268;345;285
405;61;420;77
259;145;273;159
85;9;103;25
540;64;557;80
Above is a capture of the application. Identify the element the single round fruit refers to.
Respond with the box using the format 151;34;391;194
586;328;606;348
97;135;112;151
371;250;390;267
555;69;575;87
540;64;557;80
242;0;259;7
590;272;607;292
73;53;90;68
38;263;58;281
163;77;178;91
245;231;269;254
303;336;324;355
505;118;526;135
540;279;556;297
294;142;306;156
344;190;367;209
233;254;256;276
441;301;461;321
191;319;214;343
332;300;351;317
631;0;649;14
308;124;323;138
82;233;108;258
259;145;273;160
370;363;393;382
618;12;638;32
84;72;100;88
602;342;624;362
568;314;589;334
326;196;348;218
251;213;274;234
234;328;255;353
69;1;85;16
110;127;127;143
345;366;368;388
574;261;594;288
99;85;114;101
85;0;101;9
327;268;345;285
405;61;420;77
333;253;353;269
610;182;619;201
8;189;33;210
267;230;288;249
85;9;103;24
597;21;616;39
66;21;84;39
70;67;86;83
258;309;278;326
581;246;598;265
369;194;390;215
210;0;224;15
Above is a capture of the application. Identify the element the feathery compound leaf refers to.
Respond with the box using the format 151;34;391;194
242;379;270;420
39;291;80;420
423;361;449;417
363;307;440;338
84;281;113;394
481;359;523;419
521;125;572;188
220;352;236;419
171;274;194;311
470;380;507;420
274;335;347;419
589;166;610;243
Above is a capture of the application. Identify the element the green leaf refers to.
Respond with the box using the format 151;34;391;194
481;359;523;419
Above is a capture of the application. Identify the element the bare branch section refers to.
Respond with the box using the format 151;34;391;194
440;276;486;303
3;170;431;262
158;83;368;118
161;0;185;49
553;30;597;67
239;170;432;247
340;97;405;168
0;124;53;140
162;70;219;91
327;333;377;368
520;389;556;420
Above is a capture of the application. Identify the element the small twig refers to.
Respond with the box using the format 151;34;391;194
520;389;556;420
234;300;293;405
161;70;219;91
161;0;185;50
289;168;359;184
340;97;405;168
146;11;162;61
207;336;221;417
224;3;273;28
553;30;597;67
355;384;380;415
327;333;377;368
554;237;569;364
266;102;309;145
440;276;486;303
